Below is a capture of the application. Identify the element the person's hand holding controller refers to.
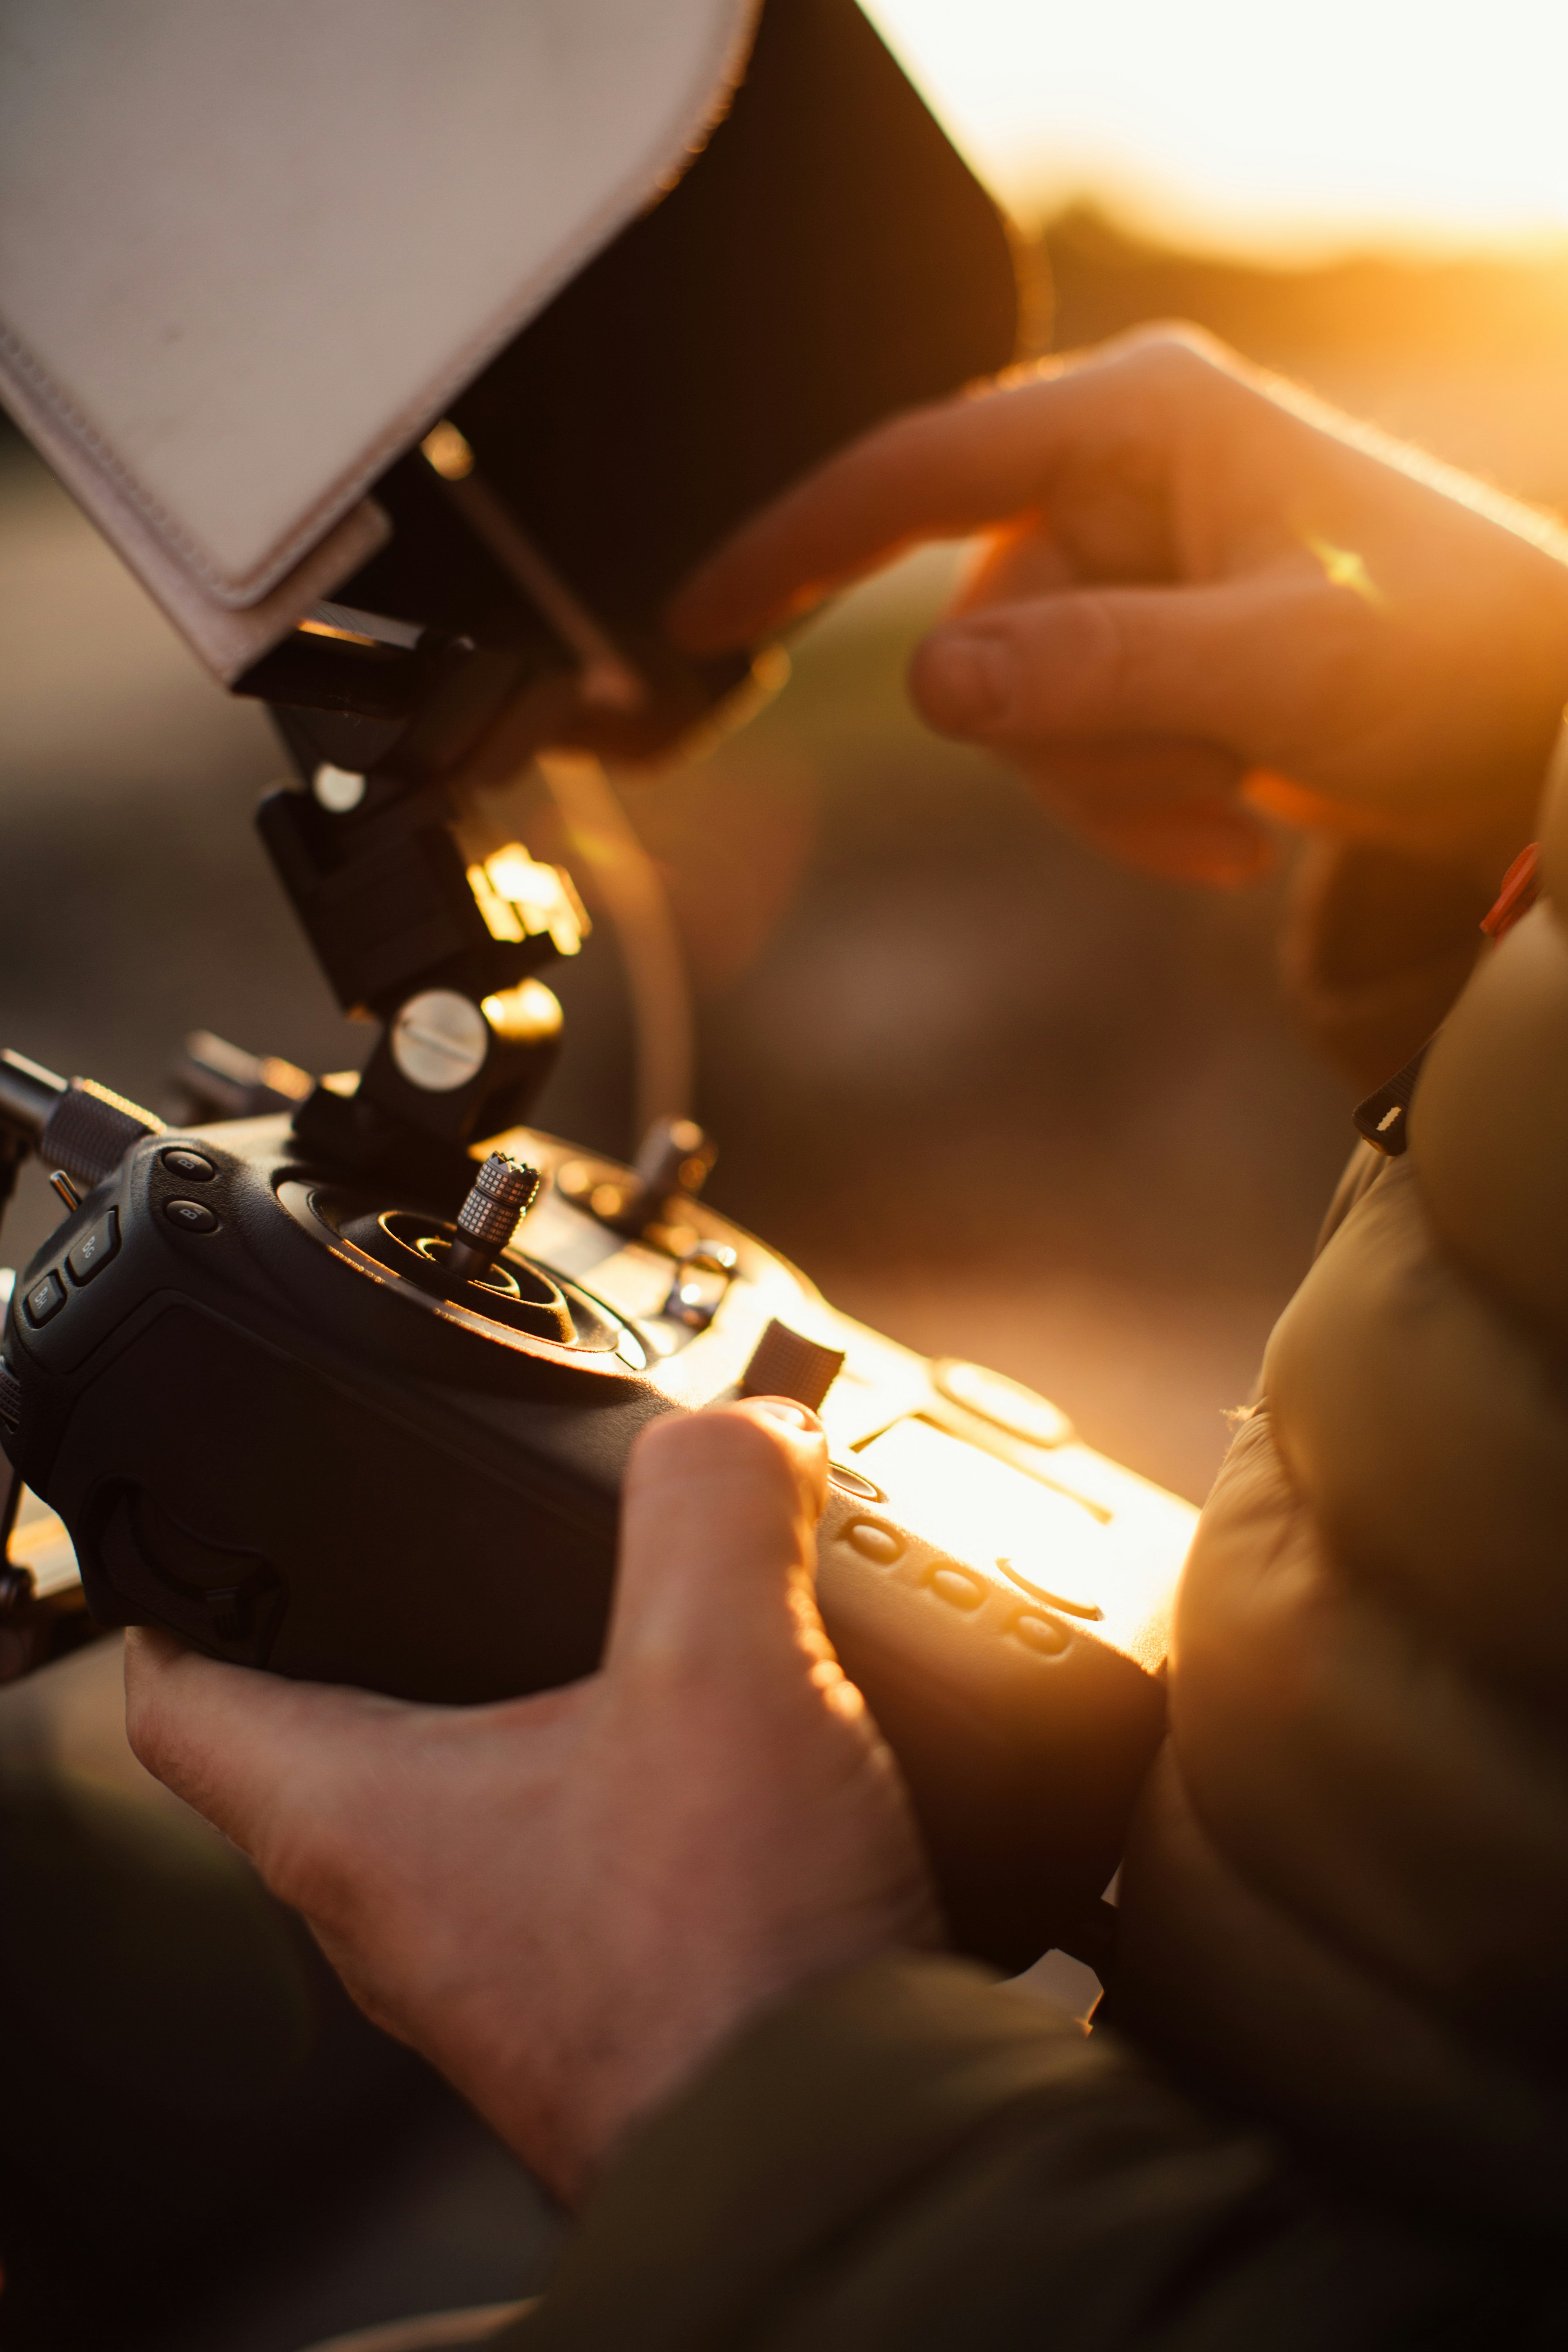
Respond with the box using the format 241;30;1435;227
670;325;1568;891
123;1402;940;2207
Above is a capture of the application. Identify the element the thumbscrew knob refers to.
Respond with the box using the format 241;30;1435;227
446;1152;541;1287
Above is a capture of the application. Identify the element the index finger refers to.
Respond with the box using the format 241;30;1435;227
666;348;1158;653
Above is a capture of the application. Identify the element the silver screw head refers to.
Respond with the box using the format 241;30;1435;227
390;991;489;1092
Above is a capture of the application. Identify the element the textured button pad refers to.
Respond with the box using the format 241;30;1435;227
829;1506;1078;1669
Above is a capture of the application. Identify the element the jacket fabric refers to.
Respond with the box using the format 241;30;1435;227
498;758;1568;2347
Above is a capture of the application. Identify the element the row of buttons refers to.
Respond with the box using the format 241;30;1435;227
841;1516;1070;1656
23;1205;123;1325
162;1146;221;1234
19;1147;222;1329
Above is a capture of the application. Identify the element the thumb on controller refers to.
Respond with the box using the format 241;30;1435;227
605;1401;831;1685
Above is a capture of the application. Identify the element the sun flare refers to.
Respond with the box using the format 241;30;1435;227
866;0;1568;258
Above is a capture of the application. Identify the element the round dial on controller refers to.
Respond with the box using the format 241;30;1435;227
276;1179;646;1372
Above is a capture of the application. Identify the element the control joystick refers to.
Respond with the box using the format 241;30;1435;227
445;1152;542;1289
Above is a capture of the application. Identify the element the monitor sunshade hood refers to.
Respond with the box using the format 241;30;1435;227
0;0;1020;724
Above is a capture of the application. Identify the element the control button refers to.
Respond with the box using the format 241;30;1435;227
1013;1612;1071;1657
933;1359;1072;1448
845;1519;904;1566
67;1209;120;1285
928;1563;984;1612
161;1147;216;1183
23;1270;66;1326
828;1461;885;1503
740;1319;845;1412
164;1198;219;1235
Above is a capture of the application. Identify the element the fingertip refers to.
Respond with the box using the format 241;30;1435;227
735;1396;823;1436
632;1402;786;1485
627;1400;827;1527
655;1396;825;1478
910;626;1013;736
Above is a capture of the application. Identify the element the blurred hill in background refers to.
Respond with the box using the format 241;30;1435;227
7;210;1568;1506
1051;203;1568;365
1046;203;1568;501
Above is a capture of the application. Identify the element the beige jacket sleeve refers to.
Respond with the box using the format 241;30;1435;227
1114;751;1568;2239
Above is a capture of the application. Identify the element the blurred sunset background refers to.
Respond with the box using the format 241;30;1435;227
871;0;1568;259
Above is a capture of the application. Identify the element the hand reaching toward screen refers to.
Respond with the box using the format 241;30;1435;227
124;1402;940;2207
670;326;1568;891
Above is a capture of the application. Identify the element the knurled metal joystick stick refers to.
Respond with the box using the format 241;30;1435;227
445;1152;541;1286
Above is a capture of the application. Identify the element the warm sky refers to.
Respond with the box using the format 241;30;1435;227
864;0;1568;258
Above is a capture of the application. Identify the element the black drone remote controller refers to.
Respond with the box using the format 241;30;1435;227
0;1100;1192;1972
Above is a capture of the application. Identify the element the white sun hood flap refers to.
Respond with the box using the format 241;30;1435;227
0;0;756;675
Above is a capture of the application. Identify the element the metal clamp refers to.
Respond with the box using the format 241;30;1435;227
662;1241;737;1331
